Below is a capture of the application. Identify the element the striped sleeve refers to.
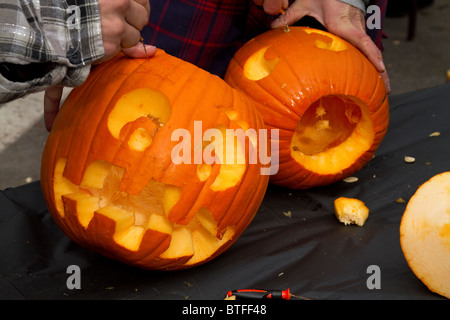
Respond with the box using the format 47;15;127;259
337;0;369;12
0;0;104;103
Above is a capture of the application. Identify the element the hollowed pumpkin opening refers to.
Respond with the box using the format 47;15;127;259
290;95;374;175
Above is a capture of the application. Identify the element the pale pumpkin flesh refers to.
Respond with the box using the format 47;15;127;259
400;172;450;299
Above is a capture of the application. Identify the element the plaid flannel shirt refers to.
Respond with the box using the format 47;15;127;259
142;0;273;77
0;0;104;103
0;0;386;103
142;0;386;78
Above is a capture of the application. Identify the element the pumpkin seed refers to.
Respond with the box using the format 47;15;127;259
343;176;358;183
404;156;415;163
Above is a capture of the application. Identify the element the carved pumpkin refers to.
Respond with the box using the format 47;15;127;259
400;172;450;298
40;51;270;270
225;27;389;189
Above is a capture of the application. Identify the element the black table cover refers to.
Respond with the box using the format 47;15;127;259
1;83;449;300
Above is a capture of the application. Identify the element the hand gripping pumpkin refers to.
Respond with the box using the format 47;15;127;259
225;27;389;189
40;51;270;270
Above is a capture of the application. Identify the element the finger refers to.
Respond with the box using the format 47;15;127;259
121;22;142;48
44;86;64;131
122;43;157;58
281;0;289;9
125;0;150;31
133;0;151;16
380;66;391;93
263;0;289;15
271;3;308;28
341;29;387;74
329;25;390;92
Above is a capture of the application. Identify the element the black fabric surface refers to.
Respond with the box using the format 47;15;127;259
1;84;449;300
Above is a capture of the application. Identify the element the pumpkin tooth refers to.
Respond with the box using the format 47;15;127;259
62;192;100;228
185;226;235;266
80;160;113;189
159;226;195;260
95;205;135;234
146;213;173;235
113;225;146;251
193;207;218;238
162;185;182;216
53;158;79;217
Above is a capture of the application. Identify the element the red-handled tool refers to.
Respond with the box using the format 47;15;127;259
226;288;310;300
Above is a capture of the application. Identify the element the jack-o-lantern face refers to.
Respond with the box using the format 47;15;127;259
41;51;269;270
225;27;389;189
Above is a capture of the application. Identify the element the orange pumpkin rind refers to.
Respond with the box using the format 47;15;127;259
41;51;270;270
225;27;389;189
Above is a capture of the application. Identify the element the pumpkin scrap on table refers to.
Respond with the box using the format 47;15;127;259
400;171;450;299
225;27;389;189
334;197;369;227
40;51;270;270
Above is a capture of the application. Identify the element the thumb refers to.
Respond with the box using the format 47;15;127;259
44;86;64;131
122;42;157;59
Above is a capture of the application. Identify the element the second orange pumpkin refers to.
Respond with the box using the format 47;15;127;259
225;27;389;189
